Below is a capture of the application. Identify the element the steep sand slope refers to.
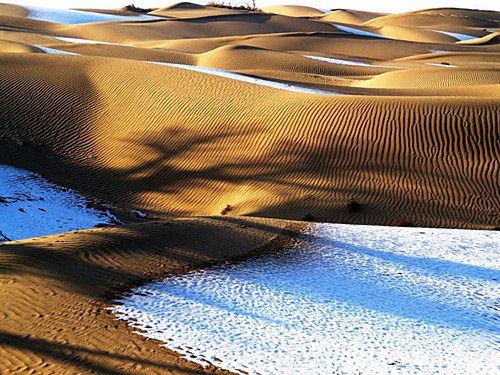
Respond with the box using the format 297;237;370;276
0;216;304;374
0;53;498;228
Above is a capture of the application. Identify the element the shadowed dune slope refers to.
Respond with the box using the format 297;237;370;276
0;53;498;228
457;31;500;45
0;216;304;374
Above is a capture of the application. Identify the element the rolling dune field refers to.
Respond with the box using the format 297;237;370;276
0;2;499;374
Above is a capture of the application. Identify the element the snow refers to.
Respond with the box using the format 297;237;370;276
425;62;458;68
303;54;405;69
333;23;391;39
304;54;373;67
113;223;500;375
0;165;114;241
56;37;116;45
147;62;342;95
34;45;80;55
23;5;160;24
432;30;477;41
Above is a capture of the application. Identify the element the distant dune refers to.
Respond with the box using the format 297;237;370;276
262;5;325;17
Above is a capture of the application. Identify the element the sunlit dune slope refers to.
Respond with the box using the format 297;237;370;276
0;3;498;229
262;5;325;18
0;53;498;228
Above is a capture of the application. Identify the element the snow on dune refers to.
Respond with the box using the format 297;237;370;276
24;5;160;24
304;54;373;67
432;30;477;41
148;61;342;95
425;62;457;68
303;54;405;69
428;49;452;53
56;37;116;45
113;223;500;375
333;23;391;39
0;165;114;241
34;45;80;55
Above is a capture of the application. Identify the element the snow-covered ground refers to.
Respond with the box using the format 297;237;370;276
432;30;477;41
147;62;342;95
333;24;391;39
0;165;114;241
23;5;160;24
113;223;500;375
34;45;79;55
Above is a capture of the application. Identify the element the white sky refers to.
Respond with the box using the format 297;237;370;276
5;0;500;13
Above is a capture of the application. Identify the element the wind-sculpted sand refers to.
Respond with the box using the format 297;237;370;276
0;2;499;374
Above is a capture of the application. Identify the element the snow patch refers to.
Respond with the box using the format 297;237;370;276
56;37;116;45
35;45;80;55
333;23;391;39
0;165;113;241
24;5;160;24
147;61;342;95
113;223;500;375
432;30;477;41
303;54;405;69
304;54;372;67
428;49;452;53
425;62;457;68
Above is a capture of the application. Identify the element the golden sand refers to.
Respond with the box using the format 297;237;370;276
0;2;499;373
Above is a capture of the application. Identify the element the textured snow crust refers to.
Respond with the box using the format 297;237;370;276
113;223;500;375
0;165;114;241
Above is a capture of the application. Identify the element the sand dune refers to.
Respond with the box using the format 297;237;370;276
262;5;325;18
0;3;499;372
0;52;498;228
0;3;498;229
320;9;387;24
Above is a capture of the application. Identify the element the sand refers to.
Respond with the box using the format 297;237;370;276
0;2;499;374
0;216;305;374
